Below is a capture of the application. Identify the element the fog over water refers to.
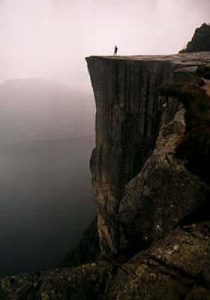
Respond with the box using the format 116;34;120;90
0;79;95;276
0;0;209;275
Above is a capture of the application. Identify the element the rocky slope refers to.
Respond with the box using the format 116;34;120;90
107;222;210;300
0;52;210;299
0;224;210;299
180;23;210;53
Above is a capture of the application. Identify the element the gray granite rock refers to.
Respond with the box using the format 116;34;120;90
87;53;210;256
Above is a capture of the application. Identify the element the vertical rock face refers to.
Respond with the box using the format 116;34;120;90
87;54;210;257
87;57;173;255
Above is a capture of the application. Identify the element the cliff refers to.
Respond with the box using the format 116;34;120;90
1;53;210;299
87;53;210;258
87;56;172;256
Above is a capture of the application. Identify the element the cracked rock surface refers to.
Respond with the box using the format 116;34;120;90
107;222;210;300
1;222;210;300
87;52;210;256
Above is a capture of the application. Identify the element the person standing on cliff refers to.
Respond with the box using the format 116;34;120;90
114;45;118;56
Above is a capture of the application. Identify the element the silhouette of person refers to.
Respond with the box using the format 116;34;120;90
114;45;118;56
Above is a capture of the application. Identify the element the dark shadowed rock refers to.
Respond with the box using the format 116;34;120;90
1;222;210;300
0;262;112;300
119;96;209;253
87;53;210;257
107;222;210;300
87;56;173;256
180;23;210;53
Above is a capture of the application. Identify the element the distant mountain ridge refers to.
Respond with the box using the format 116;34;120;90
0;78;94;143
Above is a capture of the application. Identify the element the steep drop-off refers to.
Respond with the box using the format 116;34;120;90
87;53;210;258
87;57;173;256
1;52;210;299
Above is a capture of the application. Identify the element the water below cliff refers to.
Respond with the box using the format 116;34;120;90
0;136;95;277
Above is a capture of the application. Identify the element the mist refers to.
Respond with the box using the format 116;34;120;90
0;78;95;276
0;0;209;88
0;0;209;276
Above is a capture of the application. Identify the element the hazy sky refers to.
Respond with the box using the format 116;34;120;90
0;0;210;89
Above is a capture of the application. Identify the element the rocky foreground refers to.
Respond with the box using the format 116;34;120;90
0;222;210;300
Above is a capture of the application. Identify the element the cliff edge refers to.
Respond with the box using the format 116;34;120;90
87;53;210;259
1;52;210;299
